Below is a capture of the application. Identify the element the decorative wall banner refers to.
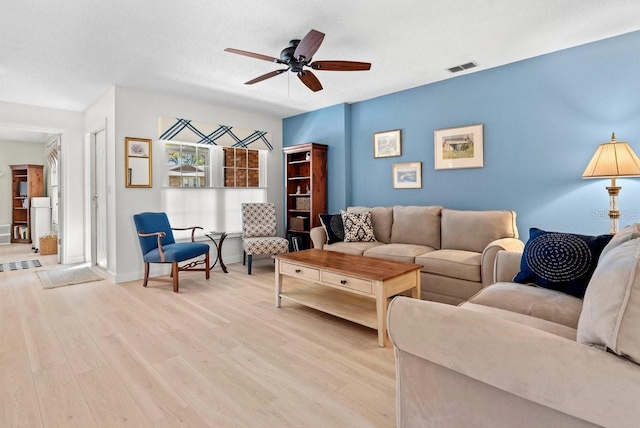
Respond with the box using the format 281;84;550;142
158;117;273;151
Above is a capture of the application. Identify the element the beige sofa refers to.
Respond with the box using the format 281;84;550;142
310;206;524;304
387;225;640;427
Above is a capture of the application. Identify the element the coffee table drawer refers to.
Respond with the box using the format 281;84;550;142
280;262;320;281
322;271;372;294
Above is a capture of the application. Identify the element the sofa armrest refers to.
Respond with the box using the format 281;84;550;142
310;226;327;249
388;297;640;428
494;250;523;283
480;238;524;287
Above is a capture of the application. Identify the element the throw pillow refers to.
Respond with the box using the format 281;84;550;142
513;228;613;298
340;210;376;243
319;214;345;244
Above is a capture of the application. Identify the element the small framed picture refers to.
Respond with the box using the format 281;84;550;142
393;162;422;189
434;124;484;170
374;129;402;158
127;137;151;158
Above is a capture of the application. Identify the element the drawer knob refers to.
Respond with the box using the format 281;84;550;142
340;280;347;285
295;269;301;273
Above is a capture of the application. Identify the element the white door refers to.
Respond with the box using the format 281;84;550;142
92;128;108;268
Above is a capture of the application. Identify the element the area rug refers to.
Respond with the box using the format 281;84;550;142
0;260;42;272
37;267;105;289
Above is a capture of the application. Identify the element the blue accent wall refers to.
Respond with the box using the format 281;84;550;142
284;31;640;238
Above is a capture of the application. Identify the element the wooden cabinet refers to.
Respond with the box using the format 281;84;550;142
10;164;44;243
283;143;327;249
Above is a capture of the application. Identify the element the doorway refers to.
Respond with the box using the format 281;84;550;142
90;128;107;268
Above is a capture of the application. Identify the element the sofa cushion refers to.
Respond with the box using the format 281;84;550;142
324;241;384;255
598;223;639;262
347;206;393;243
514;228;612;298
460;302;578;341
578;238;640;364
468;282;583;329
319;213;344;244
416;249;482;282
341;210;376;243
441;208;518;253
390;205;442;248
364;243;436;263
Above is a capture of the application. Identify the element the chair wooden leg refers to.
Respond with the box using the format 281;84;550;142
143;263;149;287
172;262;179;292
247;254;252;275
205;252;210;280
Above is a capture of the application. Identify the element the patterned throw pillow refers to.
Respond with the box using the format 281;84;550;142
340;210;376;243
514;228;613;298
319;214;345;244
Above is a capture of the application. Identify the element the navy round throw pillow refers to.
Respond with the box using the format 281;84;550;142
513;228;613;298
319;214;345;244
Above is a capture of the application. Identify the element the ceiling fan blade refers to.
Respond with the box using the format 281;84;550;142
224;48;285;64
245;69;288;85
297;70;323;92
293;29;325;60
310;60;371;71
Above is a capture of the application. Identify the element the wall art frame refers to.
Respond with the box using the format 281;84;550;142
434;123;484;170
373;129;402;158
393;162;422;189
125;137;152;188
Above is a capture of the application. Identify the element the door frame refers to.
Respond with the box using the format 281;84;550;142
87;124;108;268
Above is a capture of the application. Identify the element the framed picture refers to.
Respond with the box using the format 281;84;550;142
373;129;402;158
434;124;484;170
126;137;150;158
125;137;152;188
393;162;422;189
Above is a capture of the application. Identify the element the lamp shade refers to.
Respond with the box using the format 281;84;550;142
582;133;640;178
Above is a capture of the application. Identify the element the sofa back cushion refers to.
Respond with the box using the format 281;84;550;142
347;206;393;243
441;209;518;253
577;238;640;364
390;205;442;249
598;223;640;262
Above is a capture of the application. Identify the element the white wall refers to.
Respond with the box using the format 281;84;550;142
0;102;84;263
112;87;283;282
0;140;46;226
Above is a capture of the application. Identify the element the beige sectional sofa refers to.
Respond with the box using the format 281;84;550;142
310;205;524;304
388;224;640;427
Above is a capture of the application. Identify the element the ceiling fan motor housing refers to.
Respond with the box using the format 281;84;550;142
280;40;308;72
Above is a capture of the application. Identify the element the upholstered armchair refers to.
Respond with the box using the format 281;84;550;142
241;203;289;274
133;212;210;292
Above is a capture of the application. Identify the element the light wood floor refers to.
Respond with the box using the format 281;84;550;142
0;244;396;427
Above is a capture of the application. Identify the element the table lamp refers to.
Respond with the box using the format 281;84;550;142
582;133;640;234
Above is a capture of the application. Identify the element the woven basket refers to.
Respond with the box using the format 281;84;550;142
290;217;309;231
295;197;311;210
40;233;58;255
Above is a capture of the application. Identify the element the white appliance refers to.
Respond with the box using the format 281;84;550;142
31;197;51;252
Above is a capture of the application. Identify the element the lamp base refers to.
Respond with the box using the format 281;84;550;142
607;185;621;234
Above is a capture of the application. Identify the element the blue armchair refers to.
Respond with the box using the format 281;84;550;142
133;212;210;292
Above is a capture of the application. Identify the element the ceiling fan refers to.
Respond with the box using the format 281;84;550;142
224;29;371;92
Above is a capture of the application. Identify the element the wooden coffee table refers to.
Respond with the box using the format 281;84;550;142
273;249;421;347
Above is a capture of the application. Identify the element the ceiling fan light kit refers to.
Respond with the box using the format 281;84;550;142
225;29;371;92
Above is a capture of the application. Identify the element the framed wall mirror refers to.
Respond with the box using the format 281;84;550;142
125;137;152;188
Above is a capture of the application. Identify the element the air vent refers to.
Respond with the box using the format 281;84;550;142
447;62;478;73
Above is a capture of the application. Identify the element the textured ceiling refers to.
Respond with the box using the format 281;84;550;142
1;0;640;124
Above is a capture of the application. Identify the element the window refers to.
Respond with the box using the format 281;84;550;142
165;143;210;187
161;141;269;236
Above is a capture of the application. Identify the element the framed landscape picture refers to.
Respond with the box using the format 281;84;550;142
374;129;402;158
393;162;422;189
434;124;484;170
